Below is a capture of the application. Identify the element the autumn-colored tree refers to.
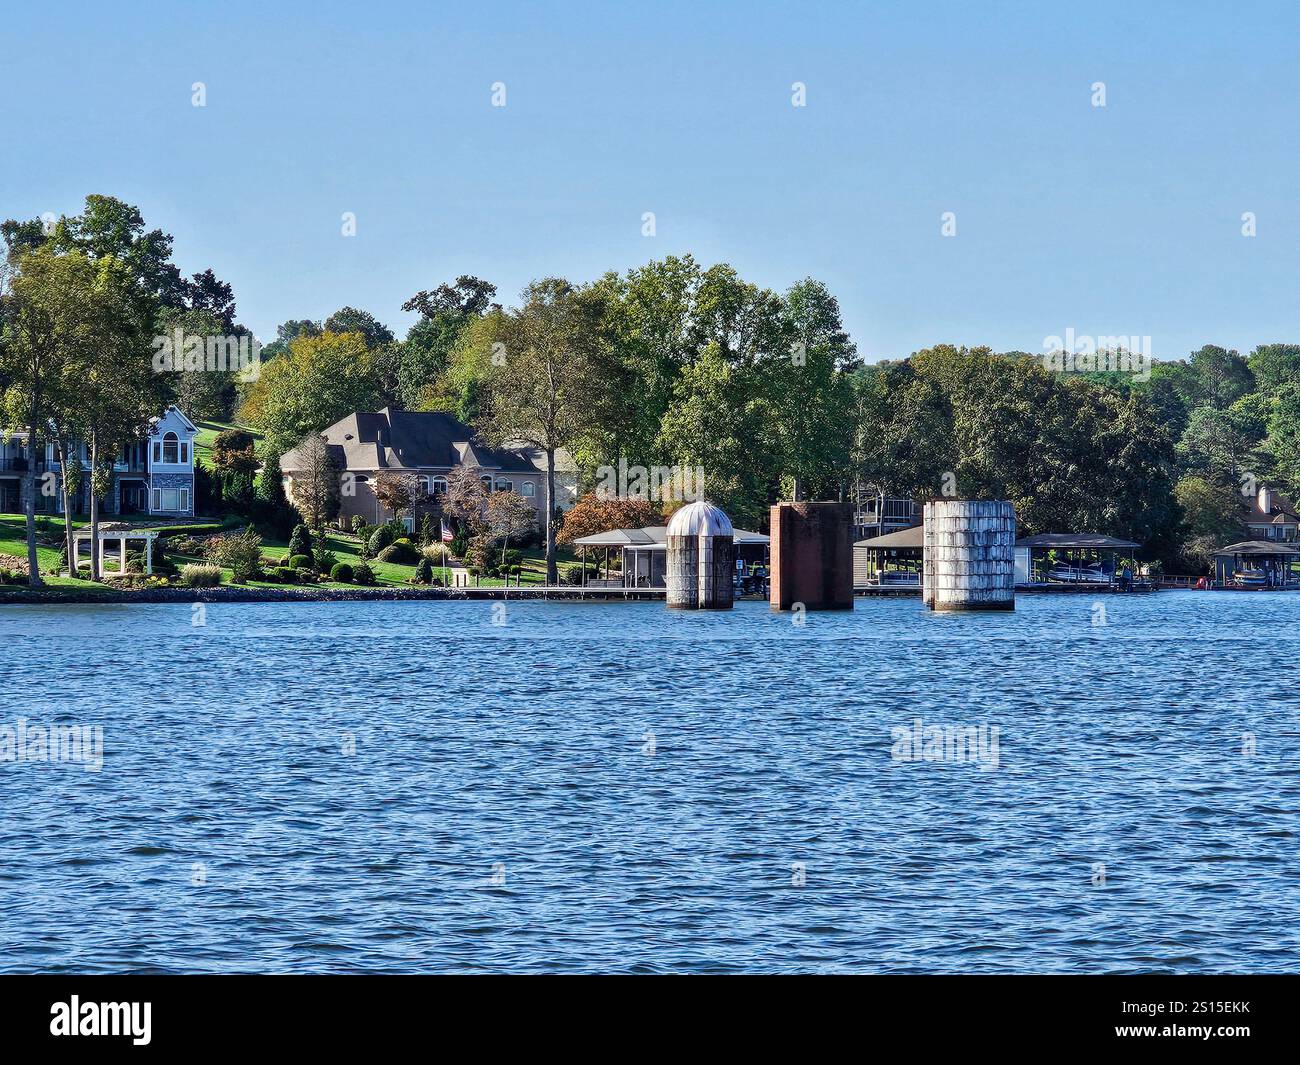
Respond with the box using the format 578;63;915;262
556;495;664;546
467;279;609;583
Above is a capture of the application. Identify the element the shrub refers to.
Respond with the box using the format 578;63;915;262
316;549;338;575
352;561;376;585
287;523;314;563
376;540;421;565
275;566;299;584
367;524;395;556
350;514;368;534
330;562;354;582
295;567;318;584
287;554;312;570
144;522;224;538
180;563;223;587
413;558;433;584
167;534;209;556
206;526;265;583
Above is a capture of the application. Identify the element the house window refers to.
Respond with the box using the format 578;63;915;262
180;487;190;513
432;477;448;496
180;442;189;465
152;488;162;511
152;442;161;464
480;475;493;489
521;482;536;498
162;433;179;464
159;488;179;511
496;479;513;493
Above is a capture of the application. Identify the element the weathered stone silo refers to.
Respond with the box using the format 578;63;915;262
922;500;1016;611
769;501;855;611
666;500;735;610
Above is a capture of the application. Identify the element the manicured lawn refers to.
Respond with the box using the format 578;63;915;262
1;512;586;592
193;419;263;471
0;514;114;591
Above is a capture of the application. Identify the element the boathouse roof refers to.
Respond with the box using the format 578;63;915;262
1212;540;1300;557
1014;533;1139;550
854;525;924;549
571;524;768;548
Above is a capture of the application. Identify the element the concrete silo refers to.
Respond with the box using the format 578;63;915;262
666;500;735;610
922;500;1016;611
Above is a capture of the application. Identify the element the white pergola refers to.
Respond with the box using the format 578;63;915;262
71;527;159;577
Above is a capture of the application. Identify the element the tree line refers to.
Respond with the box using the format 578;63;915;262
5;194;1297;589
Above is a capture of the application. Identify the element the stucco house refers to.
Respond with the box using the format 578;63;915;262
0;405;197;518
279;407;574;529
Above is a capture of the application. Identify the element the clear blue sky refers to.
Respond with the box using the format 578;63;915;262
4;0;1297;361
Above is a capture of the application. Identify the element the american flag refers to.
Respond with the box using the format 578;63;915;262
441;518;454;543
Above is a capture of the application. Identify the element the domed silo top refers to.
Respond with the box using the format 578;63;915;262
666;500;734;538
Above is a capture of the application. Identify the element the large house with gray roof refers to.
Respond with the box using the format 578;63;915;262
279;407;575;530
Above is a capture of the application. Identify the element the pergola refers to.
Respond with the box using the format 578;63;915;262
1212;540;1300;587
71;526;158;577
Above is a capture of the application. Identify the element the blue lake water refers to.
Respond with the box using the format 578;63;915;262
1;592;1296;973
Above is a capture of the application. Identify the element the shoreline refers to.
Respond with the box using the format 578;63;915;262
0;585;670;605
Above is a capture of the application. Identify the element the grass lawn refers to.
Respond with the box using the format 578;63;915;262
0;514;115;591
193;419;263;471
1;512;587;592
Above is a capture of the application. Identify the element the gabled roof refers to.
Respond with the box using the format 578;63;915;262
148;405;198;435
1213;540;1300;557
1244;488;1300;525
281;408;539;474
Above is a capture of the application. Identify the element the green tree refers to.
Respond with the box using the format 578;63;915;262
469;279;610;583
768;278;857;499
240;331;381;456
1247;343;1300;394
1189;344;1254;410
323;306;394;347
1174;475;1244;569
0;247;99;585
657;342;772;526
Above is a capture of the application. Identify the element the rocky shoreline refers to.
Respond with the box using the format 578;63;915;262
0;585;664;605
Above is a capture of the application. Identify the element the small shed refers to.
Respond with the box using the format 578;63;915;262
1014;533;1139;586
853;524;923;587
1211;540;1300;587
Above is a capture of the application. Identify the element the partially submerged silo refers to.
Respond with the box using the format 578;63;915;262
666;500;735;610
922;500;1016;611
